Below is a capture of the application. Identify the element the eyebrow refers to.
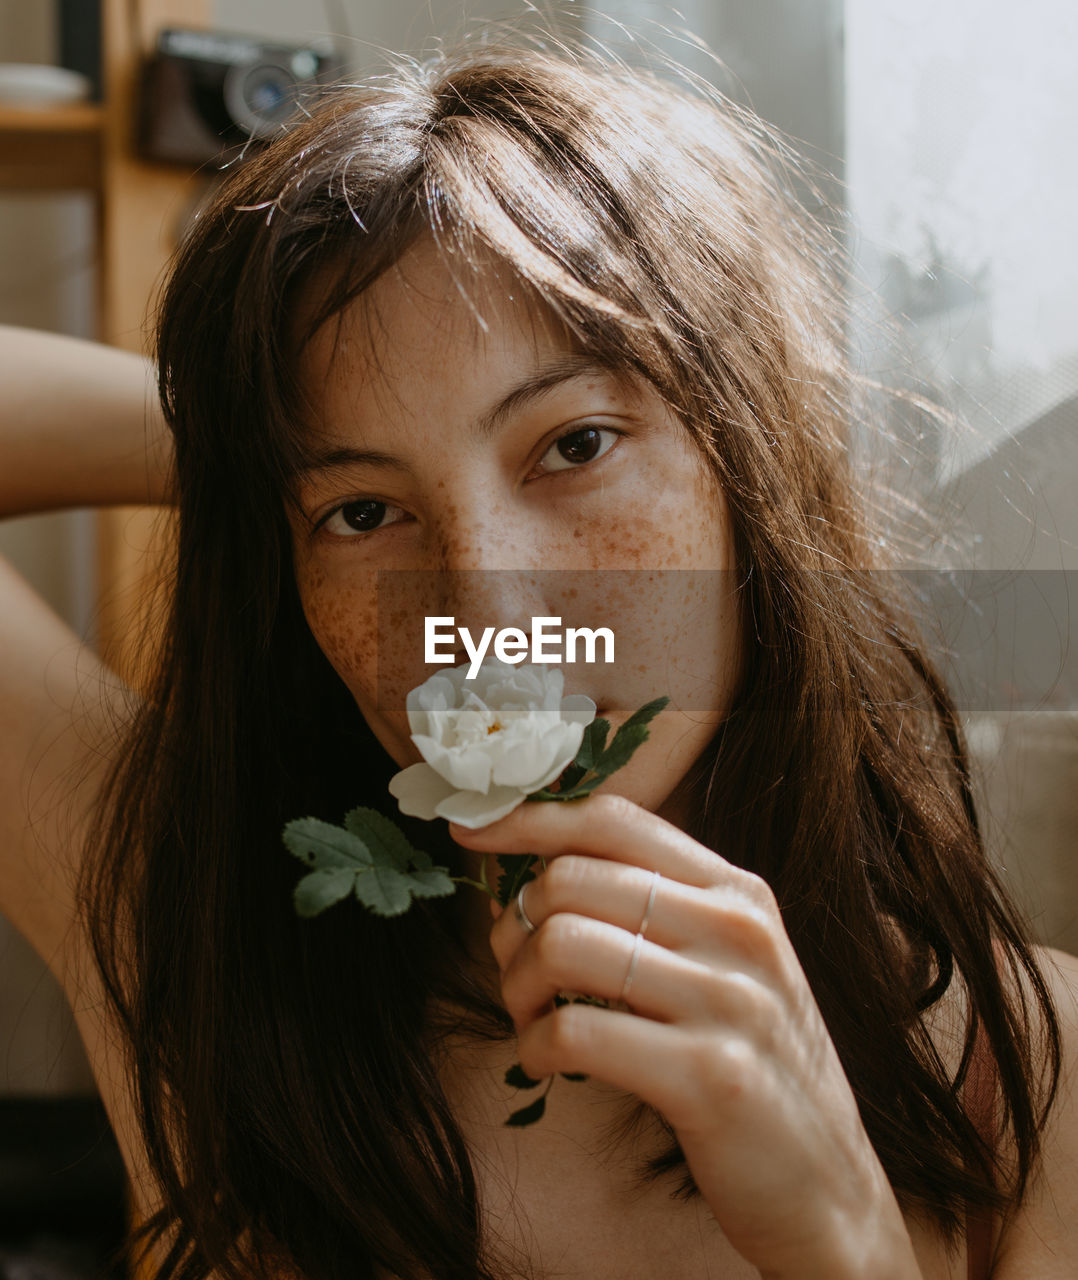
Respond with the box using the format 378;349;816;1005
297;353;619;476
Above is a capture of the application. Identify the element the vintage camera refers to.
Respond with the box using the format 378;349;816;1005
138;28;338;166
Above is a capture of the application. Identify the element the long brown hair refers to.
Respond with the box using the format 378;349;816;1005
81;39;1061;1280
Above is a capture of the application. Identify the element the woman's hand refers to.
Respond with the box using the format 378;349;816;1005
449;794;924;1280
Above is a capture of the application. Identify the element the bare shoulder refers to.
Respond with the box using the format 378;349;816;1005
990;945;1078;1278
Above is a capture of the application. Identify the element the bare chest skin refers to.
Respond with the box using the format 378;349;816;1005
428;1029;970;1280
77;951;973;1280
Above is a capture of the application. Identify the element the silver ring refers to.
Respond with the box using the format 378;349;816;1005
620;872;660;1005
639;869;660;937
620;931;645;1004
514;880;537;935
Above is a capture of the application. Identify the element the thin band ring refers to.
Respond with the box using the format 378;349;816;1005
620;932;645;1004
514;880;538;935
638;869;660;938
620;870;661;1004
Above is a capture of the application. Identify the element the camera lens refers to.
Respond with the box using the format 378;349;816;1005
223;60;301;140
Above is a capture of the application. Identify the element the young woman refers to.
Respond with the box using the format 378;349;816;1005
1;40;1076;1280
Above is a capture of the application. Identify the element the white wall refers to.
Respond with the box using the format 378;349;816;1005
215;0;576;67
846;0;1078;488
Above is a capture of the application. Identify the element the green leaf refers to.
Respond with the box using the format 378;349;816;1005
593;723;650;776
282;817;373;870
344;806;419;872
540;778;604;801
526;717;611;801
576;717;611;770
352;865;417;917
552;762;587;790
505;1063;542;1089
496;853;539;907
616;695;669;735
293;868;357;918
505;1096;547;1127
405;867;457;899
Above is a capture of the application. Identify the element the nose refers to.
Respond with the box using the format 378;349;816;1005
428;496;556;665
429;488;544;574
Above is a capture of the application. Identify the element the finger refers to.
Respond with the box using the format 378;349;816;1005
450;793;746;892
490;854;783;982
513;999;704;1130
499;911;708;1026
492;858;678;970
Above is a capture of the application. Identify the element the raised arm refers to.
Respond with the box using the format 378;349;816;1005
0;325;172;980
0;324;171;517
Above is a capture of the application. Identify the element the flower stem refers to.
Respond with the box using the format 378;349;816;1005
451;874;498;898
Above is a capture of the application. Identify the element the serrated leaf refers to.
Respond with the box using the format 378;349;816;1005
617;695;669;734
505;1096;547;1127
575;717;611;770
293;868;357;918
593;723;650;776
405;867;456;899
505;1063;542;1089
352;865;416;917
282;817;373;870
343;806;420;872
552;762;587;790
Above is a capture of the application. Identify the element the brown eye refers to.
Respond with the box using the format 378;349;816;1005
539;426;619;473
341;500;385;531
322;498;405;538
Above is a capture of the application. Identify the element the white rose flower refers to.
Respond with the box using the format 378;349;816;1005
388;660;596;829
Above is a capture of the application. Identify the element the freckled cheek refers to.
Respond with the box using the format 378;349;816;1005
294;563;416;760
569;466;730;572
297;569;375;690
573;467;738;719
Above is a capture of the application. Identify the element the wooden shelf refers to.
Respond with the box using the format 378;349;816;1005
0;102;105;132
0;1;208;685
0;103;104;190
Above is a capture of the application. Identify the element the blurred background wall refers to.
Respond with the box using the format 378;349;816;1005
1;0;1075;1097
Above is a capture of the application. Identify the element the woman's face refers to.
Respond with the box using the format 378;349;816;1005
289;239;742;823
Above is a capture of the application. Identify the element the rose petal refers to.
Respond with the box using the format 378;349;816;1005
411;734;494;793
465;658;516;700
525;721;587;791
539;665;565;709
387;762;458;820
406;674;456;736
560;693;597;725
434;785;529;828
491;719;577;788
